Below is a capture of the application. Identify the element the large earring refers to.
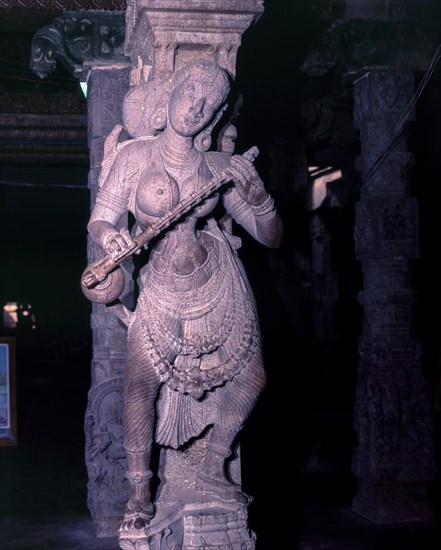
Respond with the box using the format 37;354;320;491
195;128;212;152
195;104;228;152
151;107;167;131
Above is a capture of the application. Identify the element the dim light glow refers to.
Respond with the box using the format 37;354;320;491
80;81;88;98
307;166;343;211
3;302;36;330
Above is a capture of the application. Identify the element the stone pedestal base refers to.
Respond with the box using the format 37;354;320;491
147;502;256;549
118;433;255;549
352;478;434;523
147;436;254;549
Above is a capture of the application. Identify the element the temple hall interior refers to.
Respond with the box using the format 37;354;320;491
1;1;441;548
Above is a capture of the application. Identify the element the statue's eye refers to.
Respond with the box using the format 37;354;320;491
182;82;196;97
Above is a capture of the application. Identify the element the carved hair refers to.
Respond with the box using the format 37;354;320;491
122;78;171;138
171;59;230;107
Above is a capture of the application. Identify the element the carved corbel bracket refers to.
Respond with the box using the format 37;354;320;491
125;0;264;80
30;9;128;80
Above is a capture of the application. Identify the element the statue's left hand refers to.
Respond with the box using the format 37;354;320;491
225;155;267;206
103;227;137;262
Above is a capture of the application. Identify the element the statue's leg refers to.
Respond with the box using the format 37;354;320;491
124;451;154;521
119;331;162;547
196;354;266;503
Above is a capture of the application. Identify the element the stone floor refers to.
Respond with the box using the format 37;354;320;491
1;368;441;549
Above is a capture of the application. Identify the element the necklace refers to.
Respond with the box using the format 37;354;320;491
159;135;202;180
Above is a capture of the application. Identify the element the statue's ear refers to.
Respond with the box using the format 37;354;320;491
151;107;167;131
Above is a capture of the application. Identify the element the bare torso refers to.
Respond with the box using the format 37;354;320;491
132;148;220;283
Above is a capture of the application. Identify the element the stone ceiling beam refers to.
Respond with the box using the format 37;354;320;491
0;1;125;10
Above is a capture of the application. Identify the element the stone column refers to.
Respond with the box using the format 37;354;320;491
30;10;133;536
84;63;132;537
120;2;264;547
352;70;436;522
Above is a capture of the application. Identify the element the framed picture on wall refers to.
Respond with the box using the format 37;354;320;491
0;337;17;446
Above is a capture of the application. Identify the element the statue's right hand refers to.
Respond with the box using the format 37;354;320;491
103;227;136;262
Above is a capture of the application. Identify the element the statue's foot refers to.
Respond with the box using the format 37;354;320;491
118;506;154;550
195;473;251;505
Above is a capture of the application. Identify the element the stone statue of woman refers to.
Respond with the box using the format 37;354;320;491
83;59;283;549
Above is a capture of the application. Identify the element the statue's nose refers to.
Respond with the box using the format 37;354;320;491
193;97;205;117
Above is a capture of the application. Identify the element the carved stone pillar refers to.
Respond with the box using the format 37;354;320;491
30;10;132;536
299;0;440;522
125;0;264;81
85;63;132;537
118;2;265;548
352;70;436;522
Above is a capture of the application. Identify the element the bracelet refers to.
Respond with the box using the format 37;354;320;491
250;195;275;216
227;198;249;220
95;188;127;213
126;470;153;485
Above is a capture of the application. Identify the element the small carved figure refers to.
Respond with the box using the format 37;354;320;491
83;59;283;548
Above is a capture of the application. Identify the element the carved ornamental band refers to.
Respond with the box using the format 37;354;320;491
0;0;125;9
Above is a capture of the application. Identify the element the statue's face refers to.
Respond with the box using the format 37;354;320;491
168;74;225;137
